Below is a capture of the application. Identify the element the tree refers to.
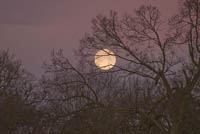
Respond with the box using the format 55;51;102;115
42;0;200;134
0;50;46;134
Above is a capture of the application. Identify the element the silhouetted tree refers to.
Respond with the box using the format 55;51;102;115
41;0;200;134
0;50;46;134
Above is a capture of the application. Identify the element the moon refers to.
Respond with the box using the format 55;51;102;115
94;49;116;70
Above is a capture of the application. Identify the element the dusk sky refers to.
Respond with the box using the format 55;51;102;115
0;0;177;76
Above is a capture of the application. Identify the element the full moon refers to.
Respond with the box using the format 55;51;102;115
94;49;116;70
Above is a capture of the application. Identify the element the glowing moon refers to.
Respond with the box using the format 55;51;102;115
94;49;116;70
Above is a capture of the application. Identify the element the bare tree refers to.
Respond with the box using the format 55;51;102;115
0;50;46;134
41;0;200;134
76;0;200;133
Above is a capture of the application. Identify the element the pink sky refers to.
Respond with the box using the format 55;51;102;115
0;0;178;76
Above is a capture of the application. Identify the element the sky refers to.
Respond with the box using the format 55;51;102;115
0;0;178;76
